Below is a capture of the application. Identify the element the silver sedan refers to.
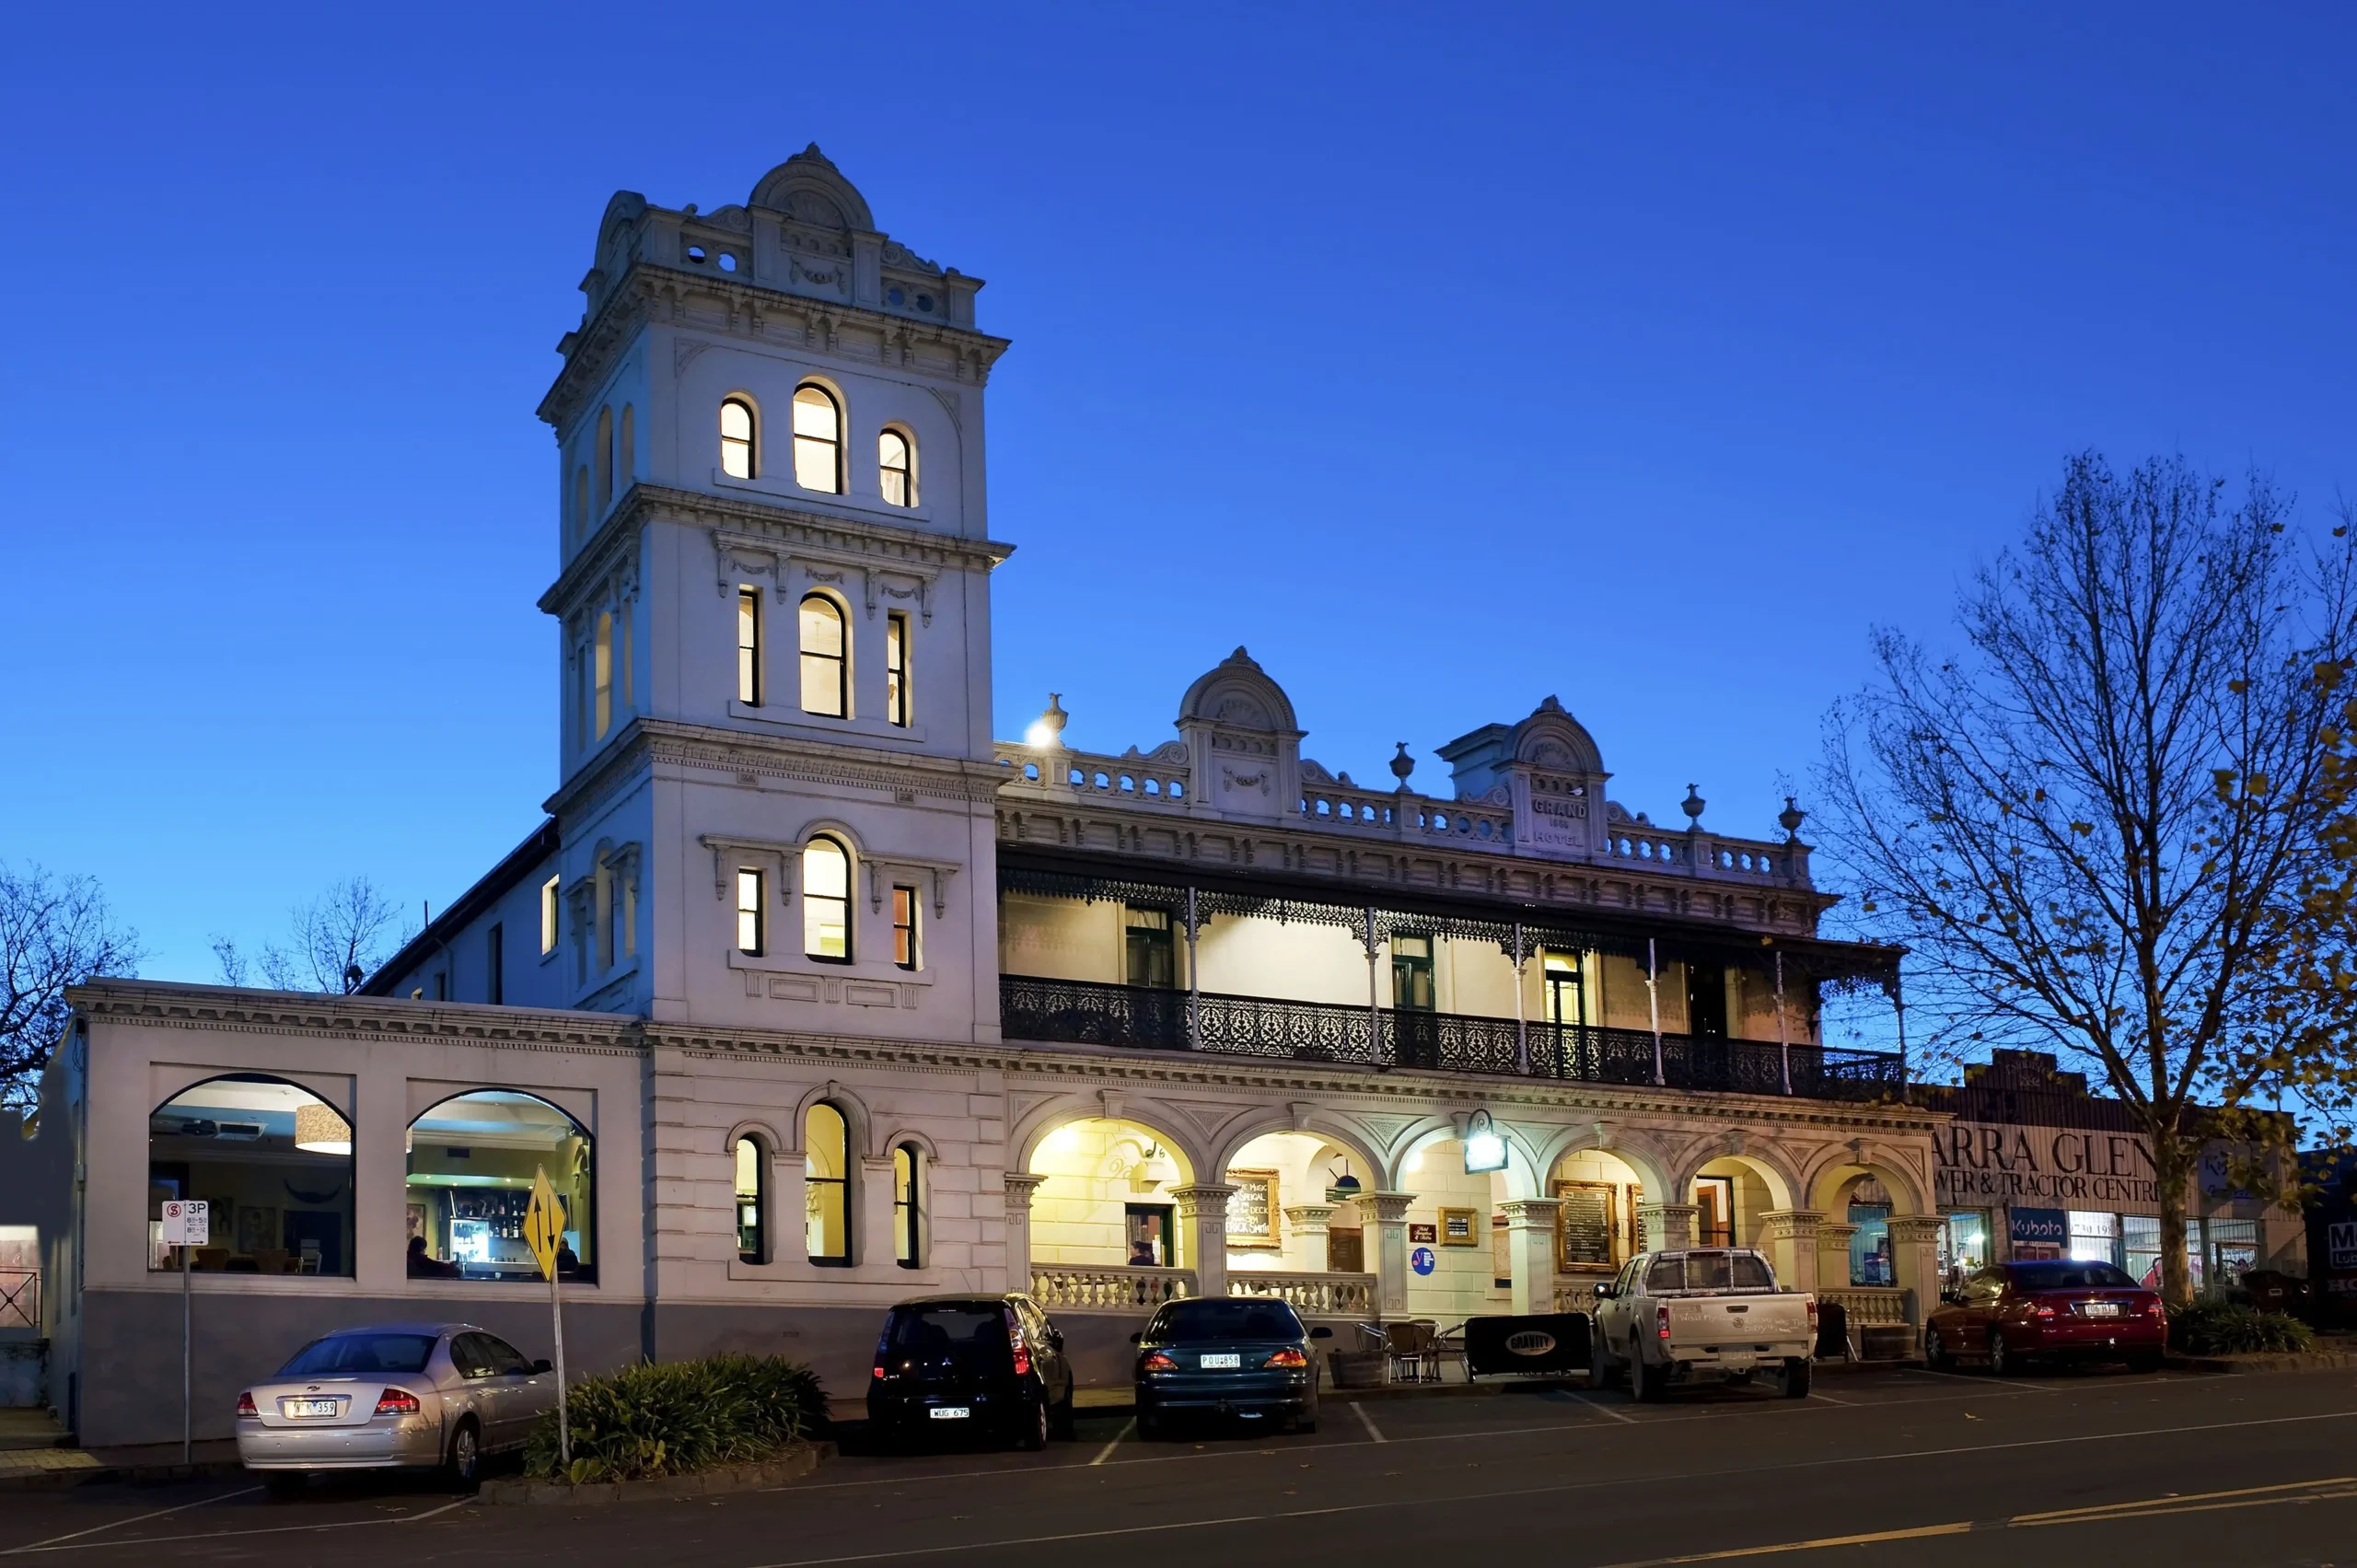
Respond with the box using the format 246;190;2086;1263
236;1321;558;1492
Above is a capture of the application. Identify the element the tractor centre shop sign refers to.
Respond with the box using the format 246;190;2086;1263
1932;1123;2161;1209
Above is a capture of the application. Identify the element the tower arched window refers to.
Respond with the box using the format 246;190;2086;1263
806;1103;850;1264
594;406;613;513
734;1134;770;1264
893;1143;923;1268
878;428;915;507
803;837;852;962
720;398;756;480
797;593;846;716
791;384;842;494
618;404;634;494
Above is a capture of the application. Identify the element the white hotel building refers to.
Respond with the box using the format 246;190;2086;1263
7;147;1968;1448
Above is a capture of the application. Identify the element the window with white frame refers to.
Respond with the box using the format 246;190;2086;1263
720;398;756;480
804;838;851;962
791;384;842;493
540;875;560;955
736;868;763;955
885;611;911;727
737;588;761;705
798;594;847;717
878;427;915;507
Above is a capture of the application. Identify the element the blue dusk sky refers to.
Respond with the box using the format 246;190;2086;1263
4;3;2353;986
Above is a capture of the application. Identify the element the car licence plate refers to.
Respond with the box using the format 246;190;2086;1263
928;1406;970;1420
282;1398;340;1419
2083;1302;2122;1318
1199;1353;1240;1369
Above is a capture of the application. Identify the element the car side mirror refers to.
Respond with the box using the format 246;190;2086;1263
1594;1284;1614;1300
1129;1331;1143;1345
1309;1326;1333;1340
532;1358;553;1374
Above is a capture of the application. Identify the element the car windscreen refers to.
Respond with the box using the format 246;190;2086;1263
1147;1300;1304;1343
277;1332;438;1376
2012;1262;2139;1290
885;1305;1011;1367
1643;1253;1775;1293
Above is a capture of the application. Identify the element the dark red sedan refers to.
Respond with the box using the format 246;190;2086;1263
1923;1260;2165;1375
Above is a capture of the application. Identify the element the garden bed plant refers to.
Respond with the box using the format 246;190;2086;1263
524;1354;826;1485
2167;1300;2315;1356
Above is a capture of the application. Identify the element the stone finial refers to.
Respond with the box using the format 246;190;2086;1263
1681;784;1706;828
1027;694;1068;749
1389;742;1415;786
1779;796;1807;841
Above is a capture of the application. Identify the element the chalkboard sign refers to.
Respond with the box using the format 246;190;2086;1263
1227;1170;1279;1249
1554;1181;1616;1269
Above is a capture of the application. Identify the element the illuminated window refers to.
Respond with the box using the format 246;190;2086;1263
879;428;915;507
894;1143;922;1268
737;588;761;705
594;611;613;739
736;869;763;956
594;406;613;513
407;1090;596;1283
148;1075;354;1275
798;594;846;716
734;1135;768;1264
791;384;842;493
720;398;756;480
885;612;910;726
892;885;919;970
540;876;560;955
804;838;851;962
807;1103;849;1264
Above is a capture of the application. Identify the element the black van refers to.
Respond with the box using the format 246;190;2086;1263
867;1294;1076;1449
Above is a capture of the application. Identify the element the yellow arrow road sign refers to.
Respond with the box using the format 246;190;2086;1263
524;1167;564;1282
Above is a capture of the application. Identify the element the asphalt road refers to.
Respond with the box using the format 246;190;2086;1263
4;1365;2355;1567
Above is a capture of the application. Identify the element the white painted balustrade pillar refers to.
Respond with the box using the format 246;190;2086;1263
1172;1184;1235;1299
1760;1210;1824;1295
1886;1215;1945;1342
1817;1222;1860;1292
1002;1173;1046;1296
1498;1197;1562;1317
1638;1202;1699;1253
1283;1204;1335;1273
1369;1191;1416;1316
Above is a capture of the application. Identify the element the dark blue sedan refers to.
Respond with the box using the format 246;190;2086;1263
1132;1296;1330;1437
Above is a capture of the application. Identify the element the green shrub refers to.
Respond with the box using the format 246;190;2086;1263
2168;1300;2314;1356
523;1354;826;1483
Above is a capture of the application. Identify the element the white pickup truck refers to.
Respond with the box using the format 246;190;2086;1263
1589;1248;1817;1400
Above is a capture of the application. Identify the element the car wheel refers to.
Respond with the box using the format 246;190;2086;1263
1051;1388;1076;1441
1782;1357;1812;1400
1014;1398;1049;1452
1633;1341;1668;1404
1923;1328;1949;1371
1589;1330;1624;1389
443;1418;482;1491
1137;1409;1166;1442
1986;1330;2010;1377
262;1471;309;1500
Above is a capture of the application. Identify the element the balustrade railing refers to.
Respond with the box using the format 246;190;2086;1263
1002;975;1904;1101
1029;1264;1196;1310
1820;1287;1910;1326
1229;1271;1376;1316
1553;1278;1605;1317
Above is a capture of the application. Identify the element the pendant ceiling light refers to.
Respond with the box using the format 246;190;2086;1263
294;1103;353;1156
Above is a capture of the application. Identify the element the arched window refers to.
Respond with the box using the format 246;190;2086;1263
594;406;613;513
893;1143;923;1268
720;398;756;480
878;428;915;507
573;465;589;535
618;404;634;492
804;837;851;962
791;384;842;493
406;1091;595;1283
797;594;846;717
734;1135;769;1264
148;1075;353;1275
806;1103;849;1264
594;610;613;740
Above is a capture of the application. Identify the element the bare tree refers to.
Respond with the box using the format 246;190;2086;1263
0;863;143;1109
215;877;413;994
1817;453;2357;1307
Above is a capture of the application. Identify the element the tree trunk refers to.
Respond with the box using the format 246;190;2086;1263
2152;1137;2197;1311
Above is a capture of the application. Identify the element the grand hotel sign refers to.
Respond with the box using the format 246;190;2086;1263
1931;1122;2162;1210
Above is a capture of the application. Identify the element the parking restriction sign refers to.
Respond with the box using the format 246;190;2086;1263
160;1200;209;1247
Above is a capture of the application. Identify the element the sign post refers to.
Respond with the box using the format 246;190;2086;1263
523;1167;570;1469
160;1200;209;1466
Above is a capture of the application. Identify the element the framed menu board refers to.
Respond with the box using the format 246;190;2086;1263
1227;1169;1280;1249
1553;1179;1618;1270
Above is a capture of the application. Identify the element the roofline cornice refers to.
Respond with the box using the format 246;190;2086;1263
540;717;1008;823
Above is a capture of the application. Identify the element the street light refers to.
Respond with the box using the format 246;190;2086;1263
1463;1109;1508;1174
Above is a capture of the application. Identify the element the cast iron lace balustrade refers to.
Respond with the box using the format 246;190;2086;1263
1000;976;1904;1101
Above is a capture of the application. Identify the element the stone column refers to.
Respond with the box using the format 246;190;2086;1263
1638;1202;1699;1253
1002;1173;1046;1296
1817;1222;1860;1291
1498;1197;1562;1317
1283;1204;1336;1273
1369;1191;1417;1316
1760;1209;1825;1295
1886;1215;1945;1338
1172;1183;1236;1299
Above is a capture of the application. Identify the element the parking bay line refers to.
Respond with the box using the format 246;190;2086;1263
734;1414;2357;1568
0;1487;261;1556
1087;1419;1135;1466
3;1496;474;1555
1349;1403;1386;1444
1899;1366;2057;1395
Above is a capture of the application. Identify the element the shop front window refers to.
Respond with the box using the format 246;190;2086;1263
148;1075;354;1275
405;1091;596;1283
1939;1211;1991;1291
2068;1210;2121;1268
2124;1215;2209;1292
1848;1202;1892;1285
1125;1202;1174;1268
2208;1218;2258;1286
